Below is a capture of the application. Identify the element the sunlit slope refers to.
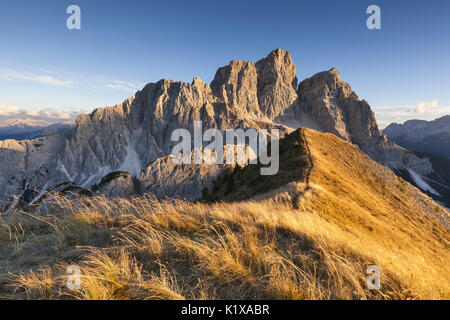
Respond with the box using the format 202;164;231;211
303;128;448;228
296;129;449;298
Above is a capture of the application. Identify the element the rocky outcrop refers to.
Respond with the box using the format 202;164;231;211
92;171;136;198
0;134;66;204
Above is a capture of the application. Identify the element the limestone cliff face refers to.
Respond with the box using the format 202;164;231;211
0;134;65;205
295;68;432;175
54;49;299;200
211;48;298;121
211;60;261;119
255;48;298;120
0;49;444;208
59;79;220;189
297;68;380;145
139;155;221;199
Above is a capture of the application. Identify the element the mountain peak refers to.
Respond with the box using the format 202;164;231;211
191;76;205;87
328;67;339;73
256;48;295;74
210;49;298;120
328;67;340;77
266;48;291;60
304;67;344;87
298;67;380;145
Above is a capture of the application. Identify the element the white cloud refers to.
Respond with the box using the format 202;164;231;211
415;100;439;114
375;101;450;129
0;104;82;123
38;108;73;120
0;64;144;94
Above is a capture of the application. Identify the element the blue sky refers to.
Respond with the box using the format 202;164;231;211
0;0;449;127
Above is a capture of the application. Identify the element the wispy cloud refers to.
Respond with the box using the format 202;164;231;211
104;80;140;93
0;64;144;94
0;70;75;87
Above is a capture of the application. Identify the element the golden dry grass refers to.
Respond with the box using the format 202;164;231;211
0;129;448;300
0;192;447;300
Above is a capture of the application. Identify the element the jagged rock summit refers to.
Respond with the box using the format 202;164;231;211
297;67;380;145
0;48;447;210
210;48;298;121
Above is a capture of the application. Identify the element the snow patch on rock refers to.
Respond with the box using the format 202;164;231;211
81;166;112;188
30;182;50;205
119;129;143;178
60;164;75;182
407;168;440;196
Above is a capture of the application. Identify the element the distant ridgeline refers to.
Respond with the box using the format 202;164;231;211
384;116;450;159
0;123;73;141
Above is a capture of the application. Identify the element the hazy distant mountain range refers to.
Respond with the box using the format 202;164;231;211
0;118;73;141
384;115;450;159
0;49;449;211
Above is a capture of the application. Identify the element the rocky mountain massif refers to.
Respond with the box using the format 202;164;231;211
0;49;449;211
